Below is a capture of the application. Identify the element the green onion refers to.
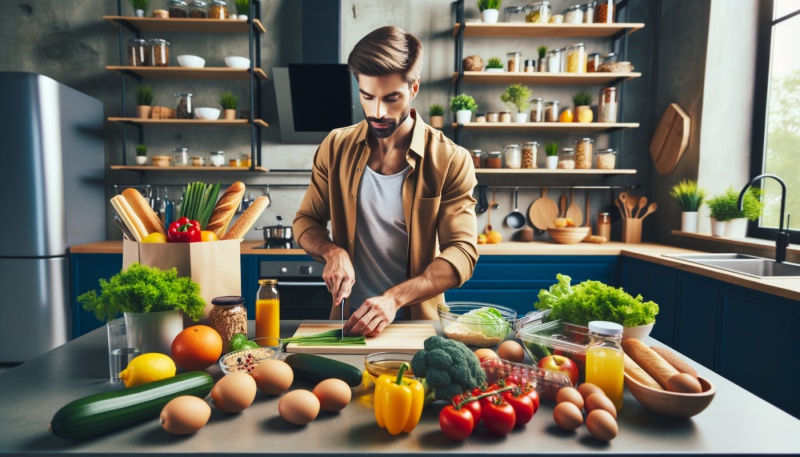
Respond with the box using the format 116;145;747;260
178;182;220;230
283;329;367;346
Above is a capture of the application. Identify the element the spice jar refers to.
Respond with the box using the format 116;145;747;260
256;279;280;340
565;43;587;73
188;0;208;17
594;0;616;23
209;0;228;19
168;0;188;17
558;148;576;169
504;5;528;22
598;87;618;123
209;295;248;353
191;156;205;167
563;5;583;24
172;147;189;166
526;1;551;23
486;112;499;123
485;151;502;169
544;101;560;122
597;212;611;240
522;142;538;169
547;48;563;73
127;39;147;66
595;148;617;169
475;113;487;123
148;39;169;67
582;2;595;23
174;93;193;119
209;150;225;167
507;52;521;72
574;138;594;169
504;144;522;169
499;111;512;123
529;98;544;122
470;150;483;169
587;53;601;73
524;59;536;73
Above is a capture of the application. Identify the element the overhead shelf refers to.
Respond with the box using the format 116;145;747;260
107;66;268;80
103;16;266;33
452;22;644;38
475;169;636;175
454;122;639;132
108;117;269;128
111;166;270;172
453;71;640;85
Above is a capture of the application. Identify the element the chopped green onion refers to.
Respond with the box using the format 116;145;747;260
283;329;366;346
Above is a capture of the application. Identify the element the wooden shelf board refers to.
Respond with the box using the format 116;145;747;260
475;169;636;175
454;122;639;131
104;16;266;33
453;22;644;38
107;66;268;80
453;71;640;85
111;165;269;172
108;117;269;127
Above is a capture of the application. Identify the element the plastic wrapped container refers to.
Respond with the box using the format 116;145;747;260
437;302;517;347
517;320;591;382
481;357;573;402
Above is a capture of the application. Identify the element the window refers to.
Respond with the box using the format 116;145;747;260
751;0;800;240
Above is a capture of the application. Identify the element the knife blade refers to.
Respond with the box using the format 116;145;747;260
339;298;345;340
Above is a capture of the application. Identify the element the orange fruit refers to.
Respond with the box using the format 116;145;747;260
477;234;487;245
559;108;574;123
486;230;503;244
171;325;223;371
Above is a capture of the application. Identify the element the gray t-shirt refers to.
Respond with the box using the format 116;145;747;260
349;165;410;311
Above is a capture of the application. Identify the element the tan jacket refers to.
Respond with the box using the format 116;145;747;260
293;110;479;319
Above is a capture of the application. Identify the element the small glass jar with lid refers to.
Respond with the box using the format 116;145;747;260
172;147;189;166
475;113;487;123
598;87;618;122
586;321;625;409
503;144;522;169
558;148;576;169
241;154;252;168
209;295;248;353
602;52;618;64
168;0;188;17
529;98;544;122
526;1;551;23
544;100;560;122
574;138;594;169
175;93;193;119
127;39;147;66
597;212;611;240
209;0;228;19
587;53;602;72
499;111;512;123
209;150;225;167
485;151;502;169
563;5;583;24
470;150;483;169
188;0;208;18
524;59;536;73
507;52;521;72
504;5;528;22
582;2;595;23
594;0;616;24
486;112;499;123
565;43;586;73
522;142;538;169
191;156;205;167
547;48;563;73
148;39;170;67
595;148;617;169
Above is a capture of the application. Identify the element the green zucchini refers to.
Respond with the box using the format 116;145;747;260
284;353;363;387
49;371;213;440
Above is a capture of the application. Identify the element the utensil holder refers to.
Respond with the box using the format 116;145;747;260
622;218;642;243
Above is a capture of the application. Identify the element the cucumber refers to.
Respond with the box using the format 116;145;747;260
49;371;213;440
284;353;363;387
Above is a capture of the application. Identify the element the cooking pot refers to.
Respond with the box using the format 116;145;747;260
255;215;293;243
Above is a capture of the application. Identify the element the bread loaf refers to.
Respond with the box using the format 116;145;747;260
206;181;245;238
623;354;662;390
621;339;679;390
221;196;270;240
110;196;144;242
121;188;166;236
650;346;698;379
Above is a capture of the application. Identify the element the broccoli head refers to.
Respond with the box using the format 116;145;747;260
410;336;486;401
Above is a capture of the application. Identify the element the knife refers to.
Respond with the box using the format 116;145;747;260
339;298;345;340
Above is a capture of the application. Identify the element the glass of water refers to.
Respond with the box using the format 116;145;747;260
106;318;142;383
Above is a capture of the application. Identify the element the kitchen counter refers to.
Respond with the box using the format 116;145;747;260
0;320;798;456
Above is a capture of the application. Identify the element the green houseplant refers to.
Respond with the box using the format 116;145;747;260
486;57;504;72
478;0;501;23
450;94;478;124
235;0;250;18
128;0;149;16
136;84;155;119
669;180;706;232
135;144;148;165
707;187;764;237
571;90;594;123
545;142;559;169
500;84;533;122
537;46;548;71
218;91;239;120
429;104;445;129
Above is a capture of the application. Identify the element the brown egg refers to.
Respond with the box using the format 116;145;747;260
160;396;211;435
251;359;294;396
312;379;352;412
497;341;525;363
666;373;703;394
553;401;583;430
474;348;498;361
556;387;584;410
211;372;257;413
279;389;320;425
577;383;604;401
586;409;618;441
585;393;617;419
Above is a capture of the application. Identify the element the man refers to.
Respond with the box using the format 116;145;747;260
293;26;478;337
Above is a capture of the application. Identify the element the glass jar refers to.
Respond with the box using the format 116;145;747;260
558;148;575;169
475;113;487;123
594;0;616;23
175;93;193;119
524;59;536;73
209;150;225;167
582;2;595;23
597;212;611;240
191;156;205;166
544;100;560;122
529;98;544;122
172;147;189;166
188;0;208;18
526;1;551;23
547;48;563;73
598;87;618;122
574;138;594;169
563;5;583;24
486;112;499;123
504;144;522;169
504;5;528;22
209;295;248;353
241;154;252;167
587;53;601;72
168;0;188;17
507;51;521;72
148;39;170;67
499;111;512;123
256;279;280;340
586;321;625;409
565;43;586;73
602;52;618;64
209;0;228;19
470;150;483;169
229;158;242;167
522;141;538;169
549;13;564;23
127;39;147;66
595;148;617;169
485;151;502;169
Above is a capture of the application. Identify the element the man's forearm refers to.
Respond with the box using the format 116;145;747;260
383;258;459;308
296;228;344;264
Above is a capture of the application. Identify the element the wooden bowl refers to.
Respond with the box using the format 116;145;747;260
547;227;590;244
625;372;716;419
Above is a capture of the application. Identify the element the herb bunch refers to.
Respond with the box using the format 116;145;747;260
669;180;706;212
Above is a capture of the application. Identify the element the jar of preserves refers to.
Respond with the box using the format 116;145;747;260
574;138;594;169
485;151;502;169
209;0;228;19
547;48;563;73
529;98;544;122
598;87;618;123
586;321;625;409
563;5;583;24
168;0;188;17
172;147;189;166
565;43;586;73
526;1;551;23
507;51;521;72
499;111;512;123
544;100;560;122
582;2;595;23
597;212;611;240
504;144;522;169
209;295;248;353
188;0;208;18
256;279;280;340
148;39;170;67
127;39;147;66
558;148;576;169
470;150;483;169
587;53;601;72
486;112;499;123
174;93;193;118
595;148;617;169
594;0;615;23
524;59;536;73
522;142;538;169
504;5;528;22
209;150;225;167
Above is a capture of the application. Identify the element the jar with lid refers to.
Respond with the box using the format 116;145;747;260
598;87;618;122
558;148;575;169
526;1;551;23
470;150;483;169
503;144;522;169
241;154;252;168
529;98;544;122
175;93;193;119
595;148;616;169
546;48;562;73
188;0;208;18
172;147;189;166
168;0;188;17
522;142;538;169
524;59;536;73
582;2;595;23
127;39;147;66
574;138;594;169
209;295;248;353
563;5;583;24
586;321;625;409
585;53;600;73
499;111;512;123
485;151;502;169
594;0;615;23
148;39;170;66
475;113;487;123
209;150;225;167
602;52;618;64
544;100;560;122
565;43;586;73
256;279;280;340
191;156;205;167
486;112;499;123
504;5;528;22
507;52;521;72
597;212;611;240
209;0;228;19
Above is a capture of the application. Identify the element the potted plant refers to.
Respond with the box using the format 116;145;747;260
136;84;155;119
485;57;504;73
707;187;764;237
128;0;149;17
478;0;501;23
538;45;548;72
545;142;559;169
218;91;239;120
500;84;532;123
450;93;478;125
235;0;250;20
78;263;206;354
669;180;706;233
135;144;148;165
429;104;445;129
572;90;594;123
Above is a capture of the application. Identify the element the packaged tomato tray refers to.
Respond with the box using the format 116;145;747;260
516;320;590;383
480;357;572;402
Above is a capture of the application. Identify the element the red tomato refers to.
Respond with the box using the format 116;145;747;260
453;393;482;424
504;374;523;386
482;398;516;436
502;390;535;427
522;386;540;413
472;385;499;408
439;405;475;441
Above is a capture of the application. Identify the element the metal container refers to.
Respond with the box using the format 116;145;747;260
255;216;294;243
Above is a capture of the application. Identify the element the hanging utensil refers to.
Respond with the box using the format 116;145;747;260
636;196;648;219
529;187;559;230
475;186;488;215
559;191;568;218
505;187;526;229
485;188;496;233
566;187;583;226
640;202;658;220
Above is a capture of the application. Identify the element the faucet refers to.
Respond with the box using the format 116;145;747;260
738;174;790;263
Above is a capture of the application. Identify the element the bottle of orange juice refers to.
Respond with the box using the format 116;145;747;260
585;321;624;410
255;279;280;340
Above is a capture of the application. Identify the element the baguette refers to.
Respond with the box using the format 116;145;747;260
221;196;270;240
623;353;662;390
114;196;149;240
206;181;245;238
650;346;698;379
110;196;143;242
622;338;679;390
121;188;166;236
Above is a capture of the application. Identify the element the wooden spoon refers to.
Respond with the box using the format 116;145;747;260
640;202;658;220
618;192;630;219
566;187;583;226
485;188;496;233
636;196;648;218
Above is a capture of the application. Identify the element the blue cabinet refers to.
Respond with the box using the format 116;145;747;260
69;253;122;338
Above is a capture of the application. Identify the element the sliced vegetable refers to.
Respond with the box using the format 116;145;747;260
283;329;366;346
284;353;363;387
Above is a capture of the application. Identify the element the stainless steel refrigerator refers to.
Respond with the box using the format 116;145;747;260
0;73;105;362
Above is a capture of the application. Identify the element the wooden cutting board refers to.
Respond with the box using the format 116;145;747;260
650;103;691;175
285;323;437;354
529;187;559;230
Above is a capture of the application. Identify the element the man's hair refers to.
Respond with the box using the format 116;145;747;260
347;26;423;84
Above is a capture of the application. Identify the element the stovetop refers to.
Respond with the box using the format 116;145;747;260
252;241;299;249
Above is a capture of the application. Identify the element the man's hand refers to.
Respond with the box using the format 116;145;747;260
322;248;355;307
343;295;401;337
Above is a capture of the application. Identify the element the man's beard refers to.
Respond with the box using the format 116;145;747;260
366;103;411;139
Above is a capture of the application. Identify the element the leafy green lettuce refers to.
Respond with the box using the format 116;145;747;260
456;307;510;338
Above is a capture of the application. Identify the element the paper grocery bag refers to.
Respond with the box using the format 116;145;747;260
122;239;242;320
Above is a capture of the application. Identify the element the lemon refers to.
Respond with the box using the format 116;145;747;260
577;107;594;123
142;232;167;243
119;353;176;388
200;231;218;242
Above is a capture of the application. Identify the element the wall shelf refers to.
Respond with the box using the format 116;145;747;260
452;22;644;38
111;166;270;172
107;66;268;80
108;117;269;128
103;16;266;33
475;169;636;175
454;122;639;132
452;71;640;85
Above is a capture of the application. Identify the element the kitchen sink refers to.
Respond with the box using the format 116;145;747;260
664;254;800;278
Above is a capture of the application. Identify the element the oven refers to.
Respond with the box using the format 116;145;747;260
258;259;332;320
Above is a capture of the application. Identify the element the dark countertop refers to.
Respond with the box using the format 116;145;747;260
1;320;799;456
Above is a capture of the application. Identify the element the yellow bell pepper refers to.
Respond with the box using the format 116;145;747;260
374;363;424;435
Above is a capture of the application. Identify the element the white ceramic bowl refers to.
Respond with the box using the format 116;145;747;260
622;323;655;341
177;55;206;68
225;56;251;69
194;107;221;120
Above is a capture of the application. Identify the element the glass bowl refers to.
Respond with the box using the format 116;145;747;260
437;302;518;347
219;337;282;374
363;352;415;383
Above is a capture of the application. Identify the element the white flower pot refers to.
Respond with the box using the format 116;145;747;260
135;156;148;165
515;112;528;123
238;14;248;21
481;9;500;23
455;110;472;125
546;156;558;169
681;212;699;233
134;9;145;17
485;68;504;73
725;218;748;238
710;218;727;237
125;310;184;355
429;115;444;129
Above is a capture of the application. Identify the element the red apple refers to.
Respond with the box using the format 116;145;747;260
538;355;579;386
